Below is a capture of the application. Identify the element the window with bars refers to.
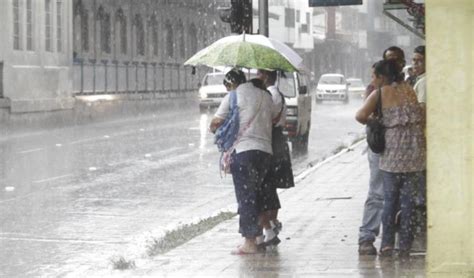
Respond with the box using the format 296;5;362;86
103;13;111;53
178;22;185;59
45;0;53;51
116;10;127;54
98;7;111;54
150;18;159;56
188;24;197;57
165;22;173;58
56;0;63;52
135;15;145;56
13;0;21;50
26;0;34;51
81;11;89;51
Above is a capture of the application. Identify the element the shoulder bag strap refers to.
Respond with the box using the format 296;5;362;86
376;87;383;118
229;90;237;109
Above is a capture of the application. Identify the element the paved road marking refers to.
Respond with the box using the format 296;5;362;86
18;148;44;154
32;174;73;184
0;193;36;204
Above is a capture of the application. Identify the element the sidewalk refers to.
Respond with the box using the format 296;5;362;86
110;142;426;277
0;96;197;136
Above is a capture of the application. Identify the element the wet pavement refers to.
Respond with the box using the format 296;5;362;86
82;141;426;277
1;100;366;276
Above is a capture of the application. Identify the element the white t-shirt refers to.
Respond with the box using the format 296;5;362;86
267;85;287;127
215;82;277;154
414;73;426;103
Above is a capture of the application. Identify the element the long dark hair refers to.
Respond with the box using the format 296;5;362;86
373;59;404;84
224;68;246;87
249;78;267;90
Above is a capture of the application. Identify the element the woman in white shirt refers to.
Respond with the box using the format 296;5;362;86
210;69;278;254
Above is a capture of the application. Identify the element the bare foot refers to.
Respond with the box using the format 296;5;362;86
231;241;258;255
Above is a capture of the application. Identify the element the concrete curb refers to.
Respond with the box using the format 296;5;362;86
294;139;366;184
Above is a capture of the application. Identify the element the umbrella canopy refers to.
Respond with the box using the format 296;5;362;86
215;34;304;70
184;34;298;72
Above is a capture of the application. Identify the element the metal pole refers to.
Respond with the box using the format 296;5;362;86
259;0;268;37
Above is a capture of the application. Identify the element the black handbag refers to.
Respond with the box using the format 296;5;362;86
366;87;385;154
270;127;295;188
269;94;294;189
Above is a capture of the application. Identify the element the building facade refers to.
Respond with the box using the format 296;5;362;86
0;0;228;113
72;0;228;98
0;0;74;113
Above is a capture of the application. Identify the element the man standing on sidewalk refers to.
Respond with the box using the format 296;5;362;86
358;46;406;255
413;45;426;105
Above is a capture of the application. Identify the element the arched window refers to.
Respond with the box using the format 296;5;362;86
165;21;173;58
177;21;185;59
134;15;145;56
97;6;111;54
80;9;89;51
188;24;197;57
74;0;89;53
115;9;127;54
149;15;159;57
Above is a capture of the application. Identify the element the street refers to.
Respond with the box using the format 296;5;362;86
0;97;364;276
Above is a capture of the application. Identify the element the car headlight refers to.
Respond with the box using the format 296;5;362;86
286;107;298;116
199;90;207;99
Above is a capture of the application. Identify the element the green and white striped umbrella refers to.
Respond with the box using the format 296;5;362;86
184;34;297;72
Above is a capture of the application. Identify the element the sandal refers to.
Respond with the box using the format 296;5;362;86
379;246;393;257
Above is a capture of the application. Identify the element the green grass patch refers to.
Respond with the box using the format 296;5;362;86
146;211;237;257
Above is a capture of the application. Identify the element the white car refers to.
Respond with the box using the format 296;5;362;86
198;72;227;111
347;78;366;99
315;73;349;104
278;72;312;153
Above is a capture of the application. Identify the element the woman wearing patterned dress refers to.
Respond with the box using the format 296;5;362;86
355;59;426;259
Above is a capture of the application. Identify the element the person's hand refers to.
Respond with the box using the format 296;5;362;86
209;117;224;134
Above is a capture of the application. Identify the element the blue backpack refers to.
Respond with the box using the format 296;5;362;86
214;91;240;152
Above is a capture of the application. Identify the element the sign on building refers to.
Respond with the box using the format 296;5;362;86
309;0;362;6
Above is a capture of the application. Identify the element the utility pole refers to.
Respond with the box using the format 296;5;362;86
259;0;269;36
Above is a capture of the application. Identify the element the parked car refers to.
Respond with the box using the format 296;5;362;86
315;73;349;104
198;72;227;111
278;72;312;153
347;78;366;98
198;70;257;112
